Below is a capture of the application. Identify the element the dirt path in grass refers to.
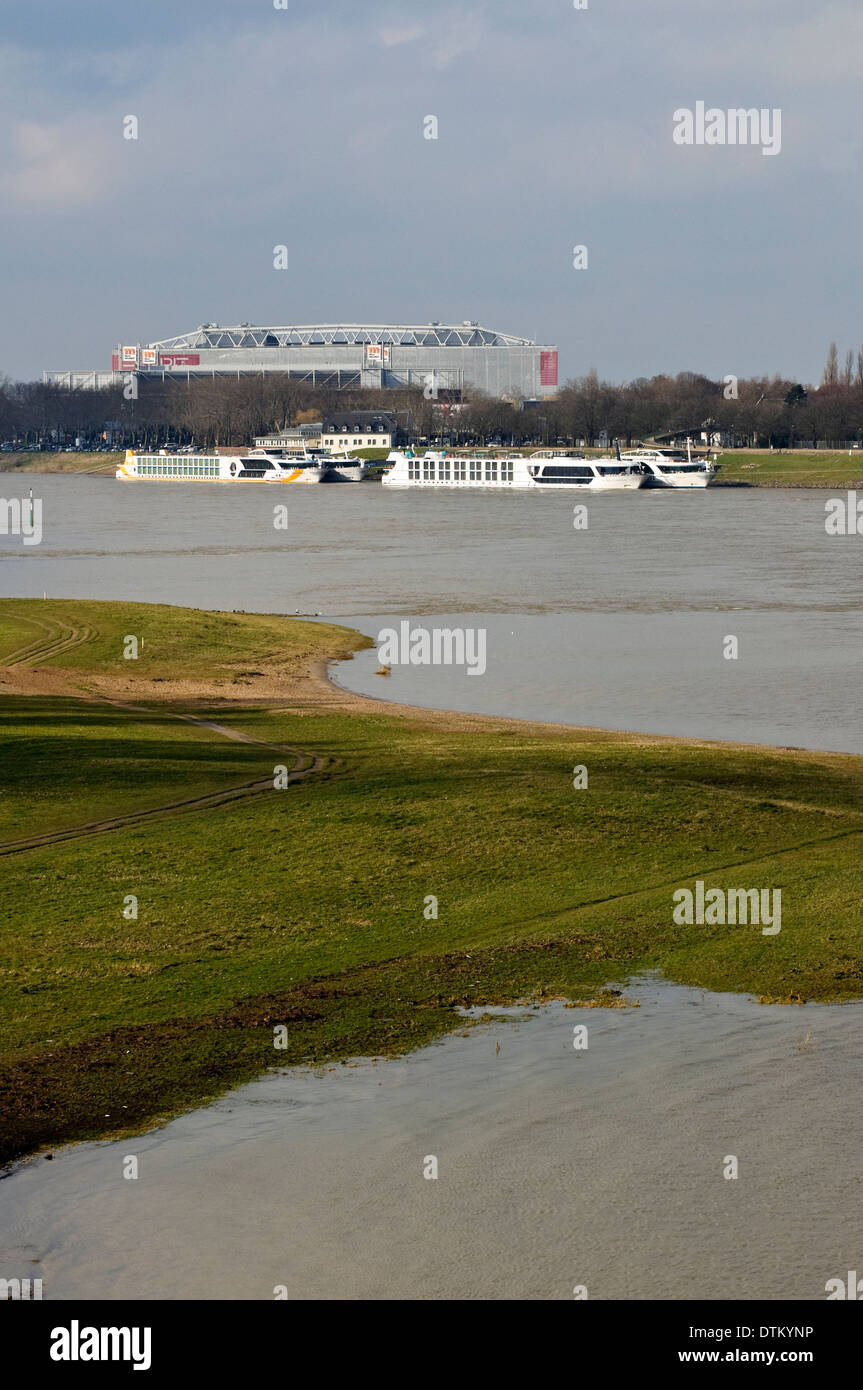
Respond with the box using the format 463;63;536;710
0;698;335;857
0;656;338;856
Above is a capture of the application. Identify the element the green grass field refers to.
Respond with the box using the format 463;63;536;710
2;599;862;1164
713;450;863;487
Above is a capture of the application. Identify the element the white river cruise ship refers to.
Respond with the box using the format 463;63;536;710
116;448;367;483
382;450;645;490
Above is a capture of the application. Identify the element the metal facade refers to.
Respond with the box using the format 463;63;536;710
112;323;559;398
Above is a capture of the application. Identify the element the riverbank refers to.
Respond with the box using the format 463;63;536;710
0;451;118;474
713;449;863;487
3;448;863;486
1;598;862;1166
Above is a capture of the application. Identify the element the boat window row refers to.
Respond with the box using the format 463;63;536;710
538;465;594;480
137;456;220;476
406;458;515;482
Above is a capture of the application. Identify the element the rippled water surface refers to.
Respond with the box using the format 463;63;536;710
2;476;860;750
3;981;861;1300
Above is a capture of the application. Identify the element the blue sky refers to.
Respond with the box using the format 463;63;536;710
1;0;860;384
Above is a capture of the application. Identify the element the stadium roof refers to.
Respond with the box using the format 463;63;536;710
144;323;540;351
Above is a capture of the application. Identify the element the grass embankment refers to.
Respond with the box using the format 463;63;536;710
0;452;121;474
713;450;863;487
1;599;862;1164
0;599;354;683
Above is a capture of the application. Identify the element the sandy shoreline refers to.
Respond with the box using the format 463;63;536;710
3;633;862;773
323;653;863;765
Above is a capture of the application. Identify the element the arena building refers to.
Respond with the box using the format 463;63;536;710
94;321;559;399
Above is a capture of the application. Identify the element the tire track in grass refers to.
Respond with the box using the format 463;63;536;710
1;612;96;668
0;614;71;666
491;823;863;939
0;758;325;857
0;680;337;857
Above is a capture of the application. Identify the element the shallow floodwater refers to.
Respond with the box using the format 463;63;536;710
1;475;861;751
2;979;861;1301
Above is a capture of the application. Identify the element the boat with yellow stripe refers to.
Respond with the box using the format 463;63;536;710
117;448;366;483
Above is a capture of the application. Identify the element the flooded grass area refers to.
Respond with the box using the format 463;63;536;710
4;979;861;1300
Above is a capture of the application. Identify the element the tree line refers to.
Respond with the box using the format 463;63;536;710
3;342;863;450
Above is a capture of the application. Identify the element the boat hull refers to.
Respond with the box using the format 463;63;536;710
382;476;644;490
263;467;328;483
641;473;712;489
531;476;643;491
325;462;368;482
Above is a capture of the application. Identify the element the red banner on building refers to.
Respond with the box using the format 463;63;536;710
540;350;558;386
159;353;201;368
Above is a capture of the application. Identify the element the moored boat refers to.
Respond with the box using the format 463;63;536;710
382;449;645;490
619;444;716;488
116;447;365;482
325;457;370;482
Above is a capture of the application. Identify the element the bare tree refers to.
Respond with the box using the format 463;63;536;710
843;350;854;387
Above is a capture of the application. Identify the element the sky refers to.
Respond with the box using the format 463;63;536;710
0;0;861;385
